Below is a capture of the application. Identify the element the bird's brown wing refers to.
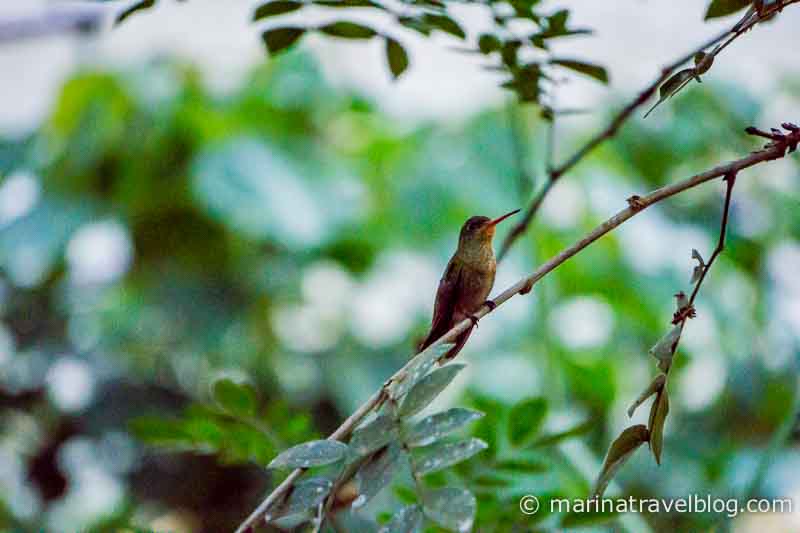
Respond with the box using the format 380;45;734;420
418;259;462;353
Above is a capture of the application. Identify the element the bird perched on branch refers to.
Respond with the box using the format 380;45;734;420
418;209;520;359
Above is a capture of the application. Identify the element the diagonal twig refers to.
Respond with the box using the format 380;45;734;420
497;0;800;261
235;123;800;533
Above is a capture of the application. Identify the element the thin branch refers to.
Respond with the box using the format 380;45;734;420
497;0;800;260
687;172;736;306
235;124;800;533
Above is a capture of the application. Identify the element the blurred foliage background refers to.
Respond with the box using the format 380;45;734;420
0;38;799;532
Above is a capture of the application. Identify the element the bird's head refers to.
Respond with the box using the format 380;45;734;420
458;209;520;249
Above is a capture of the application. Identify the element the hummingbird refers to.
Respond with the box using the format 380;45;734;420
418;209;520;360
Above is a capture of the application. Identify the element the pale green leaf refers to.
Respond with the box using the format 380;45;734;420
350;414;397;455
379;505;424;533
405;408;483;447
423;487;477;532
400;364;465;417
412;438;488;476
269;439;348;469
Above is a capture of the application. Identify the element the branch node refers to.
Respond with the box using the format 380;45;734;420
626;194;646;211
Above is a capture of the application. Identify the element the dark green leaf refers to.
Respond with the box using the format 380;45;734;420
262;27;305;54
421;14;466;39
269;439;348;468
385;38;410;79
253;1;303;20
478;34;501;54
644;69;697;118
423;487;476;532
551;59;609;84
533;420;593;447
115;0;155;26
213;378;257;418
319;21;377;39
508;397;548;447
405;408;483;447
705;0;752;19
379;505;424;533
412;438;488;476
400;364;465;417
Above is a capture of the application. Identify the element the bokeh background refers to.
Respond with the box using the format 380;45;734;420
1;1;799;532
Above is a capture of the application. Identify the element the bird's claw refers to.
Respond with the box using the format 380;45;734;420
483;299;497;311
467;315;480;328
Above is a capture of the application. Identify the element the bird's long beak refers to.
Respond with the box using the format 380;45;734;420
488;209;521;227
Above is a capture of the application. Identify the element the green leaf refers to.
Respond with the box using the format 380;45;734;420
643;69;696;118
262;27;305;54
391;343;454;401
379;505;424;533
478;34;501;54
647;382;670;465
705;0;752;19
213;378;257;418
269;439;349;469
533;420;593;447
551;59;609;84
423;487;477;532
115;0;155;26
350;414;398;455
592;425;649;498
421;14;466;39
405;408;483;447
495;457;549;474
354;444;401;508
508;397;548;447
399;364;465;417
253;1;303;20
412;438;488;476
271;477;332;519
561;508;619;528
319;21;377;39
385;38;410;79
128;416;188;445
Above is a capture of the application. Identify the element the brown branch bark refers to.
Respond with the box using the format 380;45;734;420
235;124;800;533
497;0;800;261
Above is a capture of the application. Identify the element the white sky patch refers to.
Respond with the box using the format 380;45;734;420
540;180;586;230
66;220;133;286
301;260;355;315
271;303;341;353
550;295;614;351
46;357;95;412
470;352;540;403
0;171;40;225
349;250;439;348
678;351;727;412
